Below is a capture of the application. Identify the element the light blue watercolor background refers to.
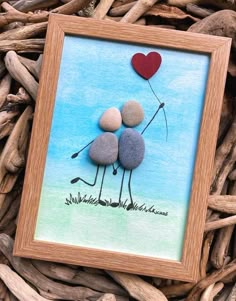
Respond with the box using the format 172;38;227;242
35;35;210;260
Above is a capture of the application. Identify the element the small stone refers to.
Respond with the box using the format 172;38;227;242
121;100;144;127
99;107;122;132
89;132;118;165
119;128;145;170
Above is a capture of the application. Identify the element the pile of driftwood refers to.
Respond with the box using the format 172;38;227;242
0;0;235;300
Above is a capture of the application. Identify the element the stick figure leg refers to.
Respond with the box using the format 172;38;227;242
111;168;125;208
71;165;99;186
127;170;134;211
98;166;107;206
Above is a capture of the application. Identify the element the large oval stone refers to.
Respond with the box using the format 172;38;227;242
121;100;144;127
119;128;145;170
99;107;122;132
89;133;118;165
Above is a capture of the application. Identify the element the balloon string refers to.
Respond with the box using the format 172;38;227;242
147;79;168;141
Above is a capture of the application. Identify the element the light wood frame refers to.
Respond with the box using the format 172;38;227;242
14;14;231;282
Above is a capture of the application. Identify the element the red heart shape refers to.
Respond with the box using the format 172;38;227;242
131;52;162;80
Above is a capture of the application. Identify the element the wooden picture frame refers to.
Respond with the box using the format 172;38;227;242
14;14;231;282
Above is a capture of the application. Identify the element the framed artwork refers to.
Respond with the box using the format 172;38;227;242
14;14;231;282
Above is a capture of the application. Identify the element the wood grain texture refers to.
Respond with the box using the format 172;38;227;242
14;15;231;282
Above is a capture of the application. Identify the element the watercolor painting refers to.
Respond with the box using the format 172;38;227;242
34;35;210;261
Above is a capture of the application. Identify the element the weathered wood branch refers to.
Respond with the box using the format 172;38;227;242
211;225;234;269
200;231;214;278
0;195;20;230
0;106;32;194
0;264;50;301
5;51;38;100
33;260;127;296
109;2;136;17
0;38;44;52
51;0;93;14
120;0;160;23
208;195;236;214
97;294;117;301
107;271;168;301
93;0;116;19
0;22;47;41
186;259;236;301
205;215;236;232
159;282;194;298
7;87;31;105
13;0;59;12
0;234;104;301
167;0;236;9
0;73;11;109
0;110;19;140
0;3;49;28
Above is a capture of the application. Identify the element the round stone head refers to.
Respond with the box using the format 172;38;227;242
121;100;144;127
99;107;122;132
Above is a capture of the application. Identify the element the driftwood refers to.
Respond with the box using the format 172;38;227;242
120;0;160;23
0;110;19;140
0;38;44;53
0;73;11;108
107;271;168;301
0;106;32;194
32;260;127;296
51;0;93;14
109;2;136;16
0;264;50;301
167;0;236;10
4;51;38;100
18;55;42;80
205;216;236;232
208;195;236;214
186;259;236;301
200;231;214;278
0;22;47;41
7;87;32;105
0;2;49;28
186;3;213;18
211;225;234;269
13;0;59;12
93;0;115;19
0;234;104;301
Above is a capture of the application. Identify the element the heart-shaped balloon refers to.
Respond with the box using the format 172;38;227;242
131;52;162;80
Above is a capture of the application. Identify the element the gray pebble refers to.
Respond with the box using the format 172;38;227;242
121;100;144;127
89;133;118;165
99;107;122;132
119;128;145;170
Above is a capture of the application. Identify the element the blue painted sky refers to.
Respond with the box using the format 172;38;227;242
43;35;209;204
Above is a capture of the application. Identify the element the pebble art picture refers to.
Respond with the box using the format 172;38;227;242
34;35;210;260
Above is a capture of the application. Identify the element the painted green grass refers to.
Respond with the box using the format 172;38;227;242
65;192;168;216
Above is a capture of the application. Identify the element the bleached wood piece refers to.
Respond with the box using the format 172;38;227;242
107;271;168;301
0;22;47;41
5;51;38;100
0;264;50;301
0;234;104;300
208;195;236;214
0;106;32;194
93;0;116;19
120;0;159;23
0;74;11;108
211;225;234;269
205;215;236;232
13;0;58;12
97;294;117;301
